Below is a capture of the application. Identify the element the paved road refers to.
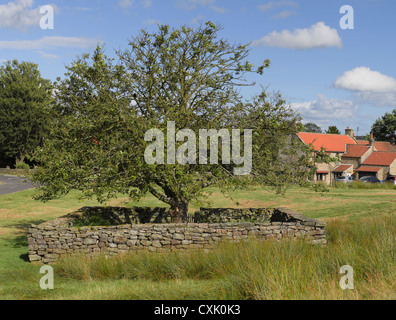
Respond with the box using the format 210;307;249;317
0;175;35;196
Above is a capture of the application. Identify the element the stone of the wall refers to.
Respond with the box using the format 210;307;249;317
27;207;326;264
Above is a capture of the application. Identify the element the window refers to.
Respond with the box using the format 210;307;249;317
316;173;328;181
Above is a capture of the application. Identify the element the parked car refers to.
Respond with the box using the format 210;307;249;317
335;176;355;183
383;177;396;185
359;176;381;183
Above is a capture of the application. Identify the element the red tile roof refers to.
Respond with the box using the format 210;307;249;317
298;132;357;153
362;152;396;166
356;166;383;172
355;140;396;151
331;164;353;173
342;144;370;158
374;141;396;152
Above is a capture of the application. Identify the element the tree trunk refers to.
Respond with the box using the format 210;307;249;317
148;185;189;223
169;200;189;223
15;155;25;167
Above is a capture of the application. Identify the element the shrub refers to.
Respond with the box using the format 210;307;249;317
15;162;30;170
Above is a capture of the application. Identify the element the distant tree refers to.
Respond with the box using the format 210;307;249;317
325;125;341;134
0;60;53;167
371;108;396;144
304;122;322;133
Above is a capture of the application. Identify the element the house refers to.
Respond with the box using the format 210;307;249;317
341;144;372;168
298;132;357;154
356;139;396;151
354;132;396;180
297;131;357;184
356;152;396;180
331;164;354;179
298;128;396;184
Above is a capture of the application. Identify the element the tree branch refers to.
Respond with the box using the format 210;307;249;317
148;184;177;207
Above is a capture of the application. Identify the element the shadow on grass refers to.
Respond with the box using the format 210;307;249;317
11;234;29;248
19;253;29;262
1;219;47;263
4;219;47;234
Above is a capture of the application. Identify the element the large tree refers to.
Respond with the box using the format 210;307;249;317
31;22;315;222
371;108;396;144
0;60;53;167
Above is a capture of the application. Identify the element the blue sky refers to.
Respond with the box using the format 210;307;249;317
1;0;395;136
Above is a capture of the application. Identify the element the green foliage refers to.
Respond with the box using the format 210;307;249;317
236;92;317;195
371;108;396;144
32;46;145;204
303;122;322;133
0;60;53;166
325;125;341;134
314;147;341;164
31;22;316;222
15;162;30;170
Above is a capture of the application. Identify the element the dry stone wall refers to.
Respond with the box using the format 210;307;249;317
27;207;326;264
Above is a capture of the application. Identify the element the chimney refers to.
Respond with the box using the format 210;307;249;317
345;127;354;137
369;131;375;147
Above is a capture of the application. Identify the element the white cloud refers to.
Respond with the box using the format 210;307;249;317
273;10;298;19
0;36;102;50
142;0;152;8
210;6;226;14
356;91;396;107
334;67;396;93
191;15;205;25
38;50;60;60
144;18;160;25
118;0;134;9
118;0;152;10
177;0;215;10
291;94;358;126
0;0;58;31
75;7;94;12
252;22;343;50
258;0;298;12
334;67;396;107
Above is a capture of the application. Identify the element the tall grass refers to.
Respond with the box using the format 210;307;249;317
334;181;396;190
55;213;395;300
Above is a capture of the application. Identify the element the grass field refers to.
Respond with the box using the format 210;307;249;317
0;184;395;300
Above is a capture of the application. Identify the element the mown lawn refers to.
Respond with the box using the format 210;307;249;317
0;185;395;300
